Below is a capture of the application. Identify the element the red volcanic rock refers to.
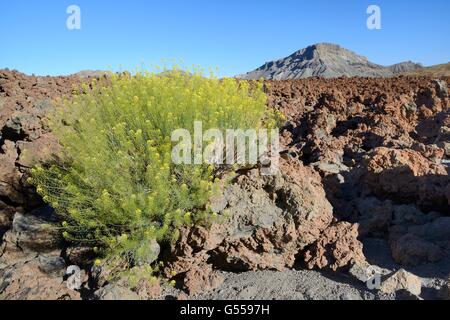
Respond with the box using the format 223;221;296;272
164;161;336;291
0;256;81;300
362;147;449;212
270;77;449;166
182;263;224;295
390;233;443;266
303;221;366;271
0;70;83;212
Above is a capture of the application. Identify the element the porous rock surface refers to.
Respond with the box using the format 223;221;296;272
269;76;449;270
163;160;360;293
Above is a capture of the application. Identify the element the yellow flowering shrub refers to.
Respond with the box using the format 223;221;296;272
30;68;270;267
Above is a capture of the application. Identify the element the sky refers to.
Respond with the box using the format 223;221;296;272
0;0;449;76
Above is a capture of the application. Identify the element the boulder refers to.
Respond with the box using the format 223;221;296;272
181;263;224;295
94;284;140;300
168;162;334;273
133;278;162;300
380;269;422;296
433;79;448;99
38;254;66;276
135;239;160;266
0;200;16;232
347;261;389;284
0;140;25;205
2;207;61;254
390;233;443;266
16;133;59;168
4;112;42;141
0;255;80;300
362;147;449;213
389;216;450;266
303;221;366;271
351;197;393;237
164;161;368;293
164;161;349;292
408;217;450;243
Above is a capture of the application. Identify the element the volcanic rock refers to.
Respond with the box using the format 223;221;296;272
0;254;80;300
164;161;343;292
1;208;61;254
181;263;224;295
380;269;422;296
94;283;140;300
361;147;449;213
303;221;366;271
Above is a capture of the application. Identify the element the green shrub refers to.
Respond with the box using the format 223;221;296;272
30;68;271;267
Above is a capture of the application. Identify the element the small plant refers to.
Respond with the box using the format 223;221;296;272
30;67;271;269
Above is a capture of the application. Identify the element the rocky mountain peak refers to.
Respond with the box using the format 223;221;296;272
238;43;422;80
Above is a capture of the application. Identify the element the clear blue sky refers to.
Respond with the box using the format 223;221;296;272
0;0;449;76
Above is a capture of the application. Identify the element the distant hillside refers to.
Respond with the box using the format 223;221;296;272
238;43;423;80
72;70;109;78
388;61;423;74
400;62;450;77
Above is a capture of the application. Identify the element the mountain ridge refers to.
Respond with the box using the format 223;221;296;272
238;43;424;80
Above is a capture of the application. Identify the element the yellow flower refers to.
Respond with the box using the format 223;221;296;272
94;259;102;266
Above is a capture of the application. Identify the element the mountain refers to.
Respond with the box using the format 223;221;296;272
72;70;109;78
387;61;423;74
400;62;450;77
238;43;423;80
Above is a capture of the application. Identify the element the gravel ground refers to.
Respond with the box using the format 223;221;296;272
160;238;448;300
193;269;382;300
